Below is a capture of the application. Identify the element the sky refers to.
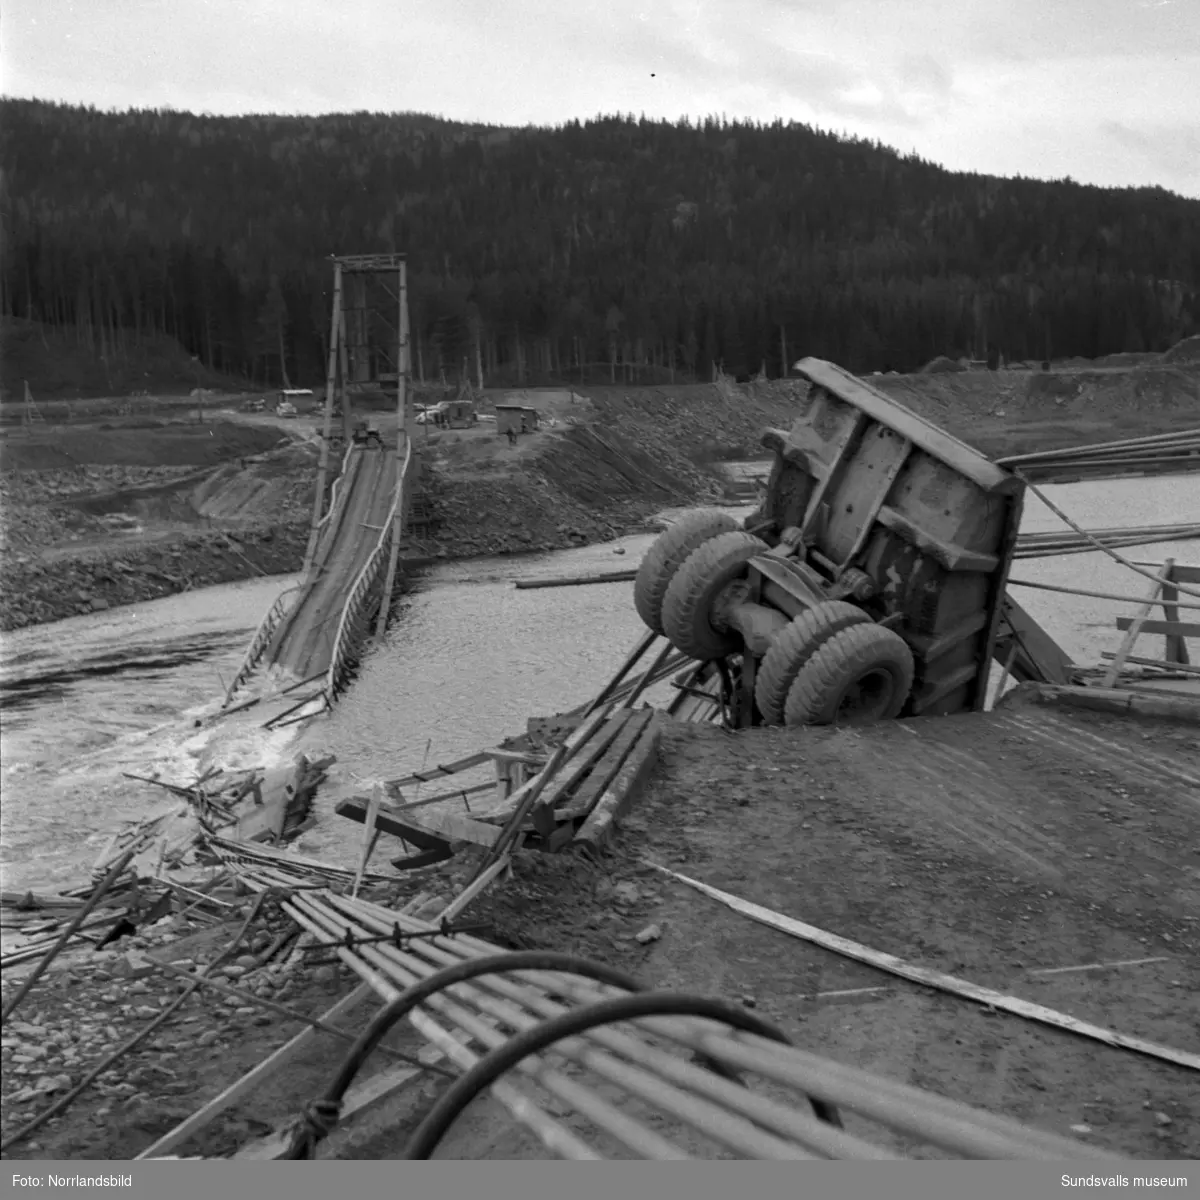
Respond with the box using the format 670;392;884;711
3;0;1199;197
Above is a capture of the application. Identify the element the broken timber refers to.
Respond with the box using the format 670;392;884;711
333;704;666;863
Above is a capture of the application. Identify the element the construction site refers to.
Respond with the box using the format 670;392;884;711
1;254;1197;1165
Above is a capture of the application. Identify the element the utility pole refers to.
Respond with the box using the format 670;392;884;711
303;261;344;575
375;259;409;639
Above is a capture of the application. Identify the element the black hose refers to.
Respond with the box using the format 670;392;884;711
283;951;644;1159
403;991;841;1160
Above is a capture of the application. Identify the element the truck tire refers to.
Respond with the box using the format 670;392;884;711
633;509;740;635
662;531;769;661
783;624;914;727
754;601;873;725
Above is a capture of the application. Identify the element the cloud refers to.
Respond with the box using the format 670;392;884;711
1;0;1196;195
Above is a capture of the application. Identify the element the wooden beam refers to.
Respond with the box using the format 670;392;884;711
574;717;664;852
473;708;612;824
1100;564;1170;688
387;752;491;789
352;784;383;898
397;806;503;850
1098;651;1200;678
334;798;452;853
435;857;510;924
526;711;634;833
1115;616;1200;639
1161;561;1192;666
556;710;656;826
654;865;1200;1072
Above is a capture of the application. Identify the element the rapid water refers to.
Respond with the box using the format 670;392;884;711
1;476;1195;892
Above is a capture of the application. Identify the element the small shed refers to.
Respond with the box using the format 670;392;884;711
495;405;540;436
439;398;477;428
279;388;317;413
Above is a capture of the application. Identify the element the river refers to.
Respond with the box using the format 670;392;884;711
1;474;1196;892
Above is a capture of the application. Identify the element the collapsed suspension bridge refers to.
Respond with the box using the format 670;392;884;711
222;253;417;714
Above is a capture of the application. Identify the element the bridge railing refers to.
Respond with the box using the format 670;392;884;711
323;437;414;704
315;441;359;539
220;441;372;708
222;580;303;706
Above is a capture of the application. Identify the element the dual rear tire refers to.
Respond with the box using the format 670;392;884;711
634;510;914;727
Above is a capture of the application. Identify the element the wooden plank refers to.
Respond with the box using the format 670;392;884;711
1098;651;1200;678
1023;683;1200;725
526;711;634;834
1100;564;1170;688
334;798;451;853
574;717;664;851
583;629;660;717
1169;563;1200;585
653;866;1200;1072
352;784;383;898
473;708;613;824
135;983;377;1160
386;752;491;789
995;596;1075;686
515;570;637;589
485;749;547;766
435;857;510;924
1161;561;1192;666
795;358;1017;495
398;806;503;850
386;780;496;815
1115;616;1200;639
390;846;454;871
556;710;655;824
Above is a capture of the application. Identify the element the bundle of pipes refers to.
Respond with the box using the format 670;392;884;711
273;889;1114;1161
1012;523;1200;560
996;428;1200;480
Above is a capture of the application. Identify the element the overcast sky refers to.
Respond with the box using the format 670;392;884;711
4;0;1198;197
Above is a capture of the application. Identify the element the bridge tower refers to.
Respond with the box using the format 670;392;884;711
304;254;412;604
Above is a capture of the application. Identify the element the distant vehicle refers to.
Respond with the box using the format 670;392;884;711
277;401;297;418
416;398;477;428
352;419;383;447
242;398;266;412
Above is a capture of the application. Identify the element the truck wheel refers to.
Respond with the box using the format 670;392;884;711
754;601;873;725
784;624;914;727
662;531;769;660
633;509;740;635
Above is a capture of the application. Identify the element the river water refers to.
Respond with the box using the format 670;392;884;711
2;474;1196;892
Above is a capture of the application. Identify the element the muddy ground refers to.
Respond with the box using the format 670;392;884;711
3;699;1197;1162
454;706;1200;1161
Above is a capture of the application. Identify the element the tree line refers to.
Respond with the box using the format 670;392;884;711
2;98;1198;388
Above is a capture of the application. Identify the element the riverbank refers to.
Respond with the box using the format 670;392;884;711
2;359;1196;631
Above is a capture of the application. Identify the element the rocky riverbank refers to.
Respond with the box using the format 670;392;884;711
0;525;311;630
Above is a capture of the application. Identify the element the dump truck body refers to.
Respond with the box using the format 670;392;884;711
752;358;1025;716
635;357;1036;727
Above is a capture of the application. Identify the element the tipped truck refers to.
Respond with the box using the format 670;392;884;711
636;358;1030;728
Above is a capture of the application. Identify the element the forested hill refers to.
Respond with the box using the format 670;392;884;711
2;98;1198;388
